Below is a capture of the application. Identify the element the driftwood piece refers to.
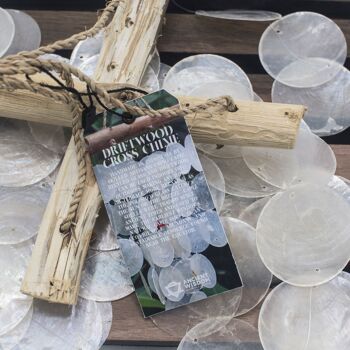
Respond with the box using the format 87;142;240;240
21;0;169;305
0;74;305;149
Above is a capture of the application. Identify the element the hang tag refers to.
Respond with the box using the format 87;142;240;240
86;90;242;317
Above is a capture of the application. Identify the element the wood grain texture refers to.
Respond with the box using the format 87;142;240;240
0;73;304;149
26;11;350;55
21;0;168;305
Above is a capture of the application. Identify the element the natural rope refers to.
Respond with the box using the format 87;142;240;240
0;0;237;236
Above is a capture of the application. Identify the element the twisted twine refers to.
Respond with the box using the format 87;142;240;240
0;0;236;235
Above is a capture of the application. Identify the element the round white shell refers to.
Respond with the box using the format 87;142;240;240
0;185;50;244
259;12;347;87
79;249;134;301
70;31;103;68
163;54;253;97
222;217;272;316
0;8;15;58
259;273;350;350
0;118;61;187
238;196;272;228
257;184;350;286
158;63;171;88
6;10;41;55
18;298;103;350
272;64;350;136
197;152;225;194
90;207;119;251
220;194;257;218
0;242;33;335
178;316;263;350
96;302;113;348
0;305;32;350
196;9;282;22
241;125;337;189
204;146;279;197
28;122;67;155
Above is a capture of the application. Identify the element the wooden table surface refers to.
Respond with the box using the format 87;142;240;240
12;7;350;346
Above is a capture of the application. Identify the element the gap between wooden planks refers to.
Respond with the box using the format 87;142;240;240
25;11;350;56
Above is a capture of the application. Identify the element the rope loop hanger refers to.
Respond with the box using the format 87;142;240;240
0;0;237;237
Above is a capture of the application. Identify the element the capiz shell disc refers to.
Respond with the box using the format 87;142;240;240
259;273;350;350
257;184;350;286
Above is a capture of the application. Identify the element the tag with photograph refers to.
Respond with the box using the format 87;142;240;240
85;90;242;317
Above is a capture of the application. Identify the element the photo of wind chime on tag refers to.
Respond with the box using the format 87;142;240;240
85;90;243;317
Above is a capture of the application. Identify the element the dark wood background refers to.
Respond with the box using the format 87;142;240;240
0;0;349;346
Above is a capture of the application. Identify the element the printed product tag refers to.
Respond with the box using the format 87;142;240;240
86;90;242;317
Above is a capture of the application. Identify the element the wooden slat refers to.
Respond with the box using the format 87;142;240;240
106;144;350;346
26;11;350;56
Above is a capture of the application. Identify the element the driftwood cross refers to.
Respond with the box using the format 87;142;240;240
0;0;305;305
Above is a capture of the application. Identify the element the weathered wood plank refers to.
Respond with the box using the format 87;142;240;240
25;11;350;56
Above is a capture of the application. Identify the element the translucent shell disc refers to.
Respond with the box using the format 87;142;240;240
149;49;160;76
28;121;67;155
0;243;33;335
90;206;119;251
222;217;272;316
241;125;336;189
0;185;50;244
70;31;103;68
158;63;171;88
328;175;350;203
257;184;350;286
259;12;347;87
259;273;350;350
220;194;257;218
178;317;263;350
18;298;103;350
197;152;225;193
140;65;160;92
96;302;113;348
0;305;32;350
0;118;61;187
239;196;272;228
189;80;253;101
196;9;282;22
79;249;134;301
163;54;253;97
204;147;279;198
272;64;350;136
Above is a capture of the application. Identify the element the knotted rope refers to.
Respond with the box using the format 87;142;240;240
0;0;236;236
